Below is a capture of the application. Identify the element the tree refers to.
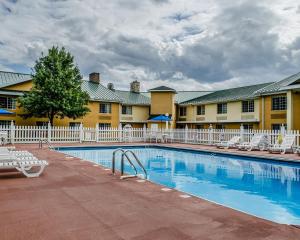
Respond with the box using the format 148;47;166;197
19;46;90;125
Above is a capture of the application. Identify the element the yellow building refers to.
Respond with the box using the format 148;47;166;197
0;71;148;128
0;70;300;130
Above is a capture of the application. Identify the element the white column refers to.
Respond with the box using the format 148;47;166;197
287;91;293;130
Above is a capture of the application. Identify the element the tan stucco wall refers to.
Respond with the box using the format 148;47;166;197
293;92;300;130
262;94;287;130
150;92;175;115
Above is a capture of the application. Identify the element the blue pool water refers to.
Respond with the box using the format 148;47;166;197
58;146;300;224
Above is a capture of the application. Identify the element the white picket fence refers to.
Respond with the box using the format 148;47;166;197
0;123;300;148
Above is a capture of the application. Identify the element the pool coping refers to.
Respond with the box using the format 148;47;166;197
55;144;300;165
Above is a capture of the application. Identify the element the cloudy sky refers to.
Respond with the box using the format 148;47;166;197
1;0;300;91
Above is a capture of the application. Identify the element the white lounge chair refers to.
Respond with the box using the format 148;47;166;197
238;134;268;151
0;147;33;157
268;134;295;154
216;136;240;149
0;151;48;178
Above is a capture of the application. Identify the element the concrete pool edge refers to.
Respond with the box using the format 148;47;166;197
55;143;300;165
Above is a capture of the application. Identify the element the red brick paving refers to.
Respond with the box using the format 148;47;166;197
0;143;300;240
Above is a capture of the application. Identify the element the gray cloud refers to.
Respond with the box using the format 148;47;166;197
0;0;300;90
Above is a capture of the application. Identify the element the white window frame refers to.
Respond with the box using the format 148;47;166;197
197;105;205;115
122;105;132;115
0;97;17;110
99;123;111;128
217;103;227;114
99;103;112;114
179;107;187;116
272;96;287;111
242;100;254;113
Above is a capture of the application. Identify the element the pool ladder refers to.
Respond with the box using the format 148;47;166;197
112;148;147;180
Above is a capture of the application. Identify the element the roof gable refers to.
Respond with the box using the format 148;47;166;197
254;72;300;95
148;86;177;92
0;71;32;88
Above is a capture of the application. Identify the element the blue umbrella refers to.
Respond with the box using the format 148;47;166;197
150;115;172;130
0;109;14;115
150;115;171;121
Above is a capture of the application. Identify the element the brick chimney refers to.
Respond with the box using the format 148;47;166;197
107;83;114;91
130;80;140;93
89;72;100;84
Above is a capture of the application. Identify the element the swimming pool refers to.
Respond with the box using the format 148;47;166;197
58;146;300;225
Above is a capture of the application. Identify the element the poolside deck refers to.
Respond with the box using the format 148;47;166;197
1;143;300;240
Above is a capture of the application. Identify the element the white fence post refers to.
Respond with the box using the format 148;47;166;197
143;124;147;142
79;123;83;143
95;123;99;142
240;124;244;143
10;120;15;144
47;122;51;142
118;123;122;142
185;125;188;143
208;124;213;145
280;124;286;136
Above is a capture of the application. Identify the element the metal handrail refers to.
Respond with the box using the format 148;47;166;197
38;139;53;149
111;148;147;179
111;148;137;176
123;150;147;178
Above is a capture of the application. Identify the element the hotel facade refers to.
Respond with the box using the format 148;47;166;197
0;70;300;131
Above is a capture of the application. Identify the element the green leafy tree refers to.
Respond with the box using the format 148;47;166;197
19;46;90;125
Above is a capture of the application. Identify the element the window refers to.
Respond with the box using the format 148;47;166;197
36;121;48;127
0;120;13;126
242;100;254;113
272;124;287;131
0;97;17;110
122;105;132;115
179;107;187;116
217;103;227;114
69;122;81;128
216;124;225;129
196;124;204;129
99;123;111;128
99;103;111;114
197;105;205;115
272;96;287;111
243;124;253;130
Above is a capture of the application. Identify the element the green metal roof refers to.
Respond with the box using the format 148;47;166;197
175;91;212;103
81;80;121;102
182;82;272;105
0;71;32;88
254;72;300;95
148;86;177;92
114;90;150;105
0;71;121;102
